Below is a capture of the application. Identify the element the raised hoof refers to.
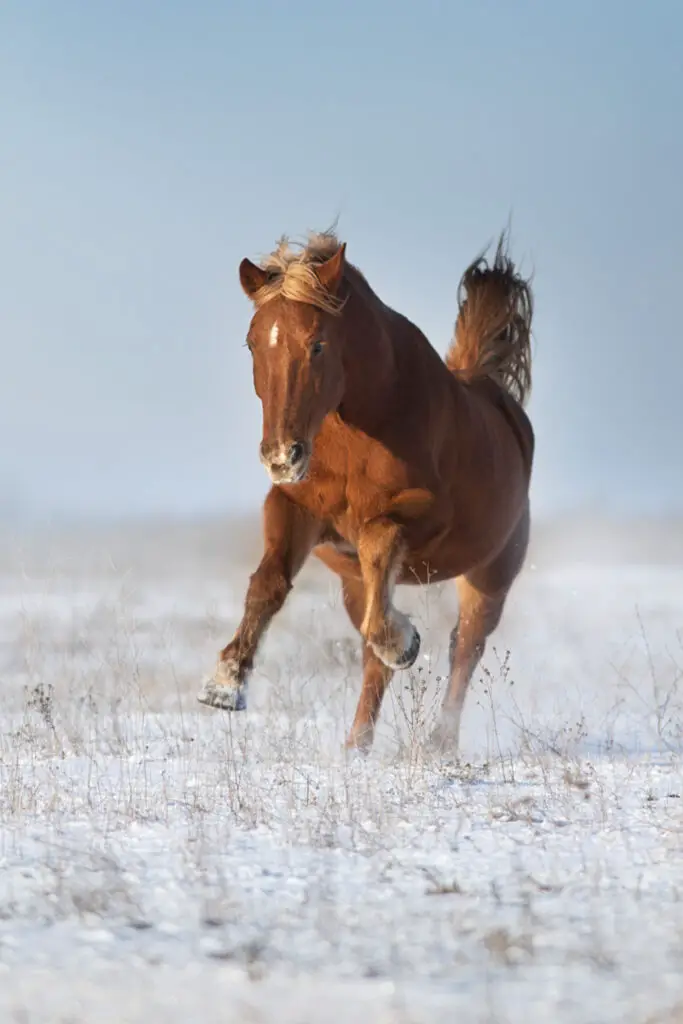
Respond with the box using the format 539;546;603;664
196;669;247;712
371;625;421;671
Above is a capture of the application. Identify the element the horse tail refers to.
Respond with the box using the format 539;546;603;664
446;231;533;406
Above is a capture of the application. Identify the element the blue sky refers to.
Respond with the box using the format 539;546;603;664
2;0;682;520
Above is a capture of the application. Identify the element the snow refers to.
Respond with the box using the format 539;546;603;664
0;520;682;1023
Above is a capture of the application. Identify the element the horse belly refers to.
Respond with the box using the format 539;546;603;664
398;550;468;585
314;532;464;586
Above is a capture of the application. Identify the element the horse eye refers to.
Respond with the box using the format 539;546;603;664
311;338;324;356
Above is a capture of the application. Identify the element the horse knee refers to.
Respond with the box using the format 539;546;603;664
247;558;291;615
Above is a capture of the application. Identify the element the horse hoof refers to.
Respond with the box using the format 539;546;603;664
394;626;421;669
197;660;247;711
342;742;370;761
197;679;247;711
343;729;373;756
428;716;461;754
372;624;421;670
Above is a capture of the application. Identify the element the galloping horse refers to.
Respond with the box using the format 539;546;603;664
198;230;534;751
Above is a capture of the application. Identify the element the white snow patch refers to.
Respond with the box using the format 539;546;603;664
0;522;682;1022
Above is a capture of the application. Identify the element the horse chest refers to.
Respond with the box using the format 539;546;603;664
292;457;397;522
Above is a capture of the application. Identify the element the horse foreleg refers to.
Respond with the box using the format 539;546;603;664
197;487;321;711
356;518;420;671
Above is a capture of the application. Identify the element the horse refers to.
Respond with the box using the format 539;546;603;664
197;230;534;752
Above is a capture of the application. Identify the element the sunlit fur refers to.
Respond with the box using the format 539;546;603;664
448;231;533;406
199;227;535;755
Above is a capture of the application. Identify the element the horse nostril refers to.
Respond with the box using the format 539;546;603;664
289;442;305;465
259;442;270;462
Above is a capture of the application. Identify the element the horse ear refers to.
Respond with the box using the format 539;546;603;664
239;258;268;299
315;243;346;294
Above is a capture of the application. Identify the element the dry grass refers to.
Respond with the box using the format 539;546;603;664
0;515;682;1023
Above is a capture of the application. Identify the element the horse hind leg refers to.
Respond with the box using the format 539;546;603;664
432;505;530;752
430;578;506;751
340;576;394;752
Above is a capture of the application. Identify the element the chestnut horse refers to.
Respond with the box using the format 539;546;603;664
198;231;534;751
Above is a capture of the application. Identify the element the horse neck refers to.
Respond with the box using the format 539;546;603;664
334;275;398;433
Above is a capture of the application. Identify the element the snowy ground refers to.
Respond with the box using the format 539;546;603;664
0;517;682;1023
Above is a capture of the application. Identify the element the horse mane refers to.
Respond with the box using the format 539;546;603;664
250;230;347;315
446;232;533;406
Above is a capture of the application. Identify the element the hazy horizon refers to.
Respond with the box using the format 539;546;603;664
3;1;682;523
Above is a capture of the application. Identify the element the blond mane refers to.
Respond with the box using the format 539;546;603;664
251;230;346;315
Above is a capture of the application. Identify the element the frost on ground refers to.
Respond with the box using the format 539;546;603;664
0;517;682;1023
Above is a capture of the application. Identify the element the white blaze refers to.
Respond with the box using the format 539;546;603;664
269;322;279;347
